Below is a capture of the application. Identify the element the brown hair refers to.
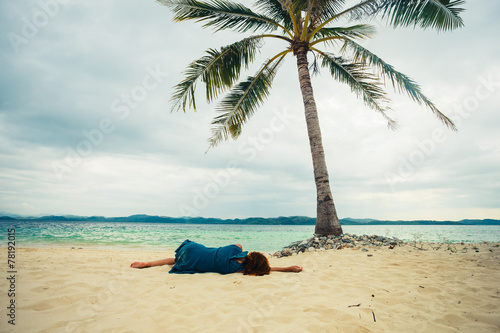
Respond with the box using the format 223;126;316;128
241;252;271;276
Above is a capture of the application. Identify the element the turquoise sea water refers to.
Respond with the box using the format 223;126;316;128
2;221;500;252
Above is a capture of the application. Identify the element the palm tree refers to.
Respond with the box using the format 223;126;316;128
158;0;465;236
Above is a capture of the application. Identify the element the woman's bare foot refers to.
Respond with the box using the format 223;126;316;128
130;261;149;269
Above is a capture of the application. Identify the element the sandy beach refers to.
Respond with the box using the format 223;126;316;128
2;242;500;333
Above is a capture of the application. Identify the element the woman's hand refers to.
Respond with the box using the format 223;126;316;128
287;265;303;273
270;265;303;273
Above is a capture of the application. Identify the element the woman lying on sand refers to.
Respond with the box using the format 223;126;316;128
130;239;302;276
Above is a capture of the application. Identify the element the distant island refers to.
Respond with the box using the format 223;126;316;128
0;214;499;225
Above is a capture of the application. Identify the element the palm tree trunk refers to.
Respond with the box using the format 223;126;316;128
295;49;343;236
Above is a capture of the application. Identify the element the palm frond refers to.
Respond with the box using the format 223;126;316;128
157;0;282;33
255;0;294;32
311;24;377;46
309;51;321;77
277;0;347;19
342;0;382;20
208;51;289;147
308;0;347;22
308;0;380;40
378;0;465;31
273;0;302;35
171;37;262;112
320;0;465;32
341;39;456;130
315;24;376;39
316;49;397;128
274;0;348;39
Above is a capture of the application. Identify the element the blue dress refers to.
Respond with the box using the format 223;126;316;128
169;240;248;274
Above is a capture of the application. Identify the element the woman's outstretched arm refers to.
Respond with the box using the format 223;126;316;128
270;265;303;273
130;258;175;269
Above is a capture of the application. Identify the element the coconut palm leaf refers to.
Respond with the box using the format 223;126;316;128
311;0;464;41
316;50;397;128
311;24;376;47
209;52;288;146
378;0;465;31
314;24;376;40
308;0;347;22
171;37;262;112
308;0;380;40
274;0;346;37
157;0;282;33
255;0;294;32
341;39;456;129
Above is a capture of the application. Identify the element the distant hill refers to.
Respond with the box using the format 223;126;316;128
1;215;499;225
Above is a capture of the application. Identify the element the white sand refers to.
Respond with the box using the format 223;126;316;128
1;242;499;332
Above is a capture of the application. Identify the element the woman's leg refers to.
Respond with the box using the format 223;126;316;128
130;258;175;268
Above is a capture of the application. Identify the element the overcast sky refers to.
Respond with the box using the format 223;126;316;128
0;0;499;221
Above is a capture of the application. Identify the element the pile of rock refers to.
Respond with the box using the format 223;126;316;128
272;233;403;257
